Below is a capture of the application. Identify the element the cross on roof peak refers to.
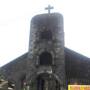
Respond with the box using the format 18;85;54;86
45;5;54;14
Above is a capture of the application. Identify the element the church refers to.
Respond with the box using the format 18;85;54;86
0;5;90;90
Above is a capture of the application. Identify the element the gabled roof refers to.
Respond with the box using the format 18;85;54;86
65;48;90;79
0;53;28;79
0;48;90;80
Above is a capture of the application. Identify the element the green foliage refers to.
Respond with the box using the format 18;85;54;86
30;81;36;90
0;72;5;84
0;72;4;79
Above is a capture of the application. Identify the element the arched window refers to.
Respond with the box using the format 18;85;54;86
40;30;52;40
39;52;52;65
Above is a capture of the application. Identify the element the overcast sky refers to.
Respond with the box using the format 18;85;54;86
0;0;90;67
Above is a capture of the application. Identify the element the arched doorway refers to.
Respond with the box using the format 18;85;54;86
39;52;52;65
30;73;60;90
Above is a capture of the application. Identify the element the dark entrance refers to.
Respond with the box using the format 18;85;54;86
39;52;52;65
36;73;60;90
40;30;52;40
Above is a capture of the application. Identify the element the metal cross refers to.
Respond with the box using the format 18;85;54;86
45;5;54;14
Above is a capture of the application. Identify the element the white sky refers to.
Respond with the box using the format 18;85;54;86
0;0;90;67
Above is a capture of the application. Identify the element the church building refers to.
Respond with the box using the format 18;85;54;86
0;5;90;90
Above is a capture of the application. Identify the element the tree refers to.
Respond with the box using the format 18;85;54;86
0;71;5;83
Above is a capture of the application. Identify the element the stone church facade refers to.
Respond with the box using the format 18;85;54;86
27;13;66;90
0;8;90;90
